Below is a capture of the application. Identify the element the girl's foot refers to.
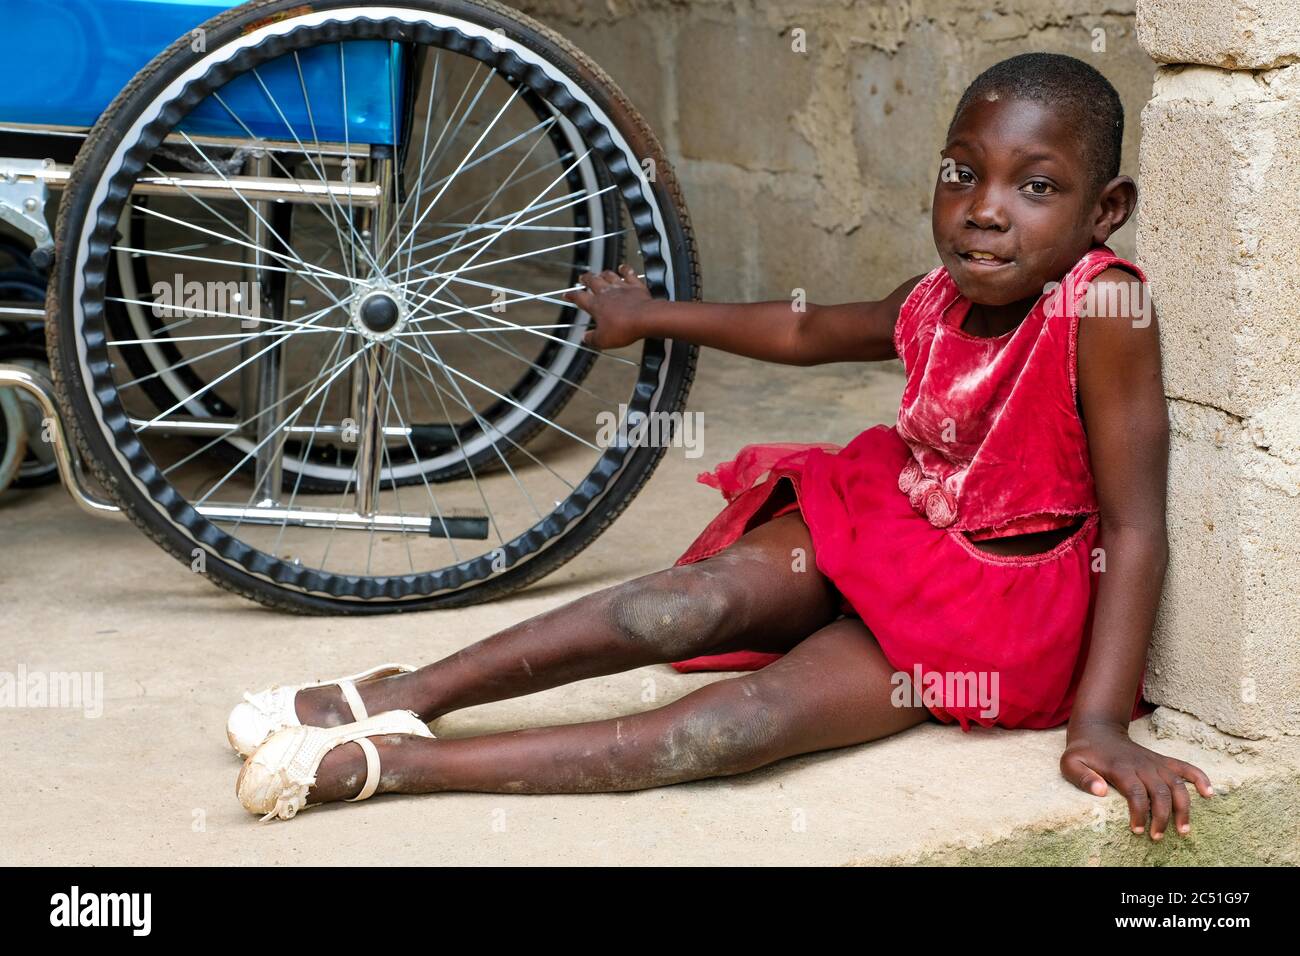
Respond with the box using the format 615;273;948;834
293;670;429;728
305;735;430;804
236;711;434;821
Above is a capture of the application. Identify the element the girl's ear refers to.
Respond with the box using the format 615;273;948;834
1093;175;1138;243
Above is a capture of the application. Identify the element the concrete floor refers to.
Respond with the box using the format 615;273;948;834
0;350;1283;865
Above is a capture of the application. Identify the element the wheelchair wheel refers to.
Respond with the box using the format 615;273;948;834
0;387;25;494
48;0;700;612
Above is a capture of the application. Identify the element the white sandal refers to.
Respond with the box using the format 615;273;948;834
226;662;417;758
236;709;434;822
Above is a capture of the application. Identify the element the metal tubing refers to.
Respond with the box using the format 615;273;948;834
0;122;373;158
126;416;414;439
198;503;488;539
9;163;381;206
352;153;395;516
0;306;45;324
247;152;289;505
0;364;122;519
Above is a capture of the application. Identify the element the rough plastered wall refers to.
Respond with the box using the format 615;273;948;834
513;0;1156;305
1136;0;1300;740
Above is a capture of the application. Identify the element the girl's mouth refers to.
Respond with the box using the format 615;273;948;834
960;250;1013;268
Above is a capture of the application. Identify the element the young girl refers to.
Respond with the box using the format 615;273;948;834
230;52;1214;841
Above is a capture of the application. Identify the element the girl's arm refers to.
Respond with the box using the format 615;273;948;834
1060;267;1214;840
562;265;924;365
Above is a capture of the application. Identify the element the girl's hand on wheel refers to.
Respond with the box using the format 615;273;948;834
562;264;653;350
1060;721;1214;841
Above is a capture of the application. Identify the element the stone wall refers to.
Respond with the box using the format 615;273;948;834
1137;0;1300;739
515;0;1156;304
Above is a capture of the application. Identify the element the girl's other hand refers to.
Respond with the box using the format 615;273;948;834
1060;722;1214;842
562;264;653;350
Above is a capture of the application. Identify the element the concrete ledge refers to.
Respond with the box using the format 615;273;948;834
2;641;1293;866
901;710;1300;866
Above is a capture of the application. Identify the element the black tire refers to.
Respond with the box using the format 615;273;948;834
48;0;701;613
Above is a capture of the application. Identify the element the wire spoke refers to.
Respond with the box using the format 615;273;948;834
195;345;366;505
386;343;579;495
116;299;346;391
393;335;599;452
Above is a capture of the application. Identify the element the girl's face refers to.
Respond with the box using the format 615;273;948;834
932;95;1112;307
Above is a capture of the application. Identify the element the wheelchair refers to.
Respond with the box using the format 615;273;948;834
0;0;699;612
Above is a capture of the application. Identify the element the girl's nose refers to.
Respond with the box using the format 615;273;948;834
965;187;1010;231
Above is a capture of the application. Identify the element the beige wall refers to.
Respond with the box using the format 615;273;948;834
1136;0;1300;739
518;0;1156;305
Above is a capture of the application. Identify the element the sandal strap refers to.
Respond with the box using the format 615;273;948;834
337;679;368;723
318;663;415;690
346;737;382;803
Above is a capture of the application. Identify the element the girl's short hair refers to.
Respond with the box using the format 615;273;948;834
947;52;1124;193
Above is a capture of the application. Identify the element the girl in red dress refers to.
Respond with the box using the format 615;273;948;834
233;52;1213;839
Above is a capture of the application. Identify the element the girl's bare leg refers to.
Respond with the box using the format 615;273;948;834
306;615;931;803
296;488;843;726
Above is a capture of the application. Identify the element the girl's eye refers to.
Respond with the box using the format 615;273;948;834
939;159;973;184
1024;180;1056;195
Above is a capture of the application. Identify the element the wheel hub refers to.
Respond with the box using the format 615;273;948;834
351;288;409;341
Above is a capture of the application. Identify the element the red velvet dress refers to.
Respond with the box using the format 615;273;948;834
668;245;1154;732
